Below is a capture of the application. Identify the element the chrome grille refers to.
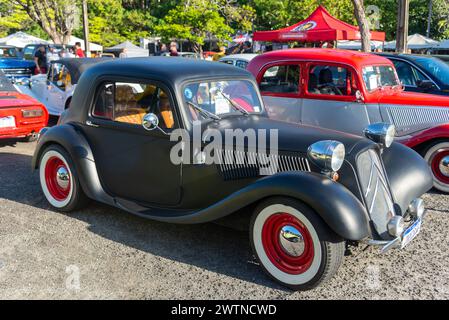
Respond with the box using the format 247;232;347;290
385;105;449;133
357;149;395;239
1;68;33;77
217;149;310;180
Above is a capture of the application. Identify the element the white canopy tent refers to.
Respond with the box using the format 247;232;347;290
105;41;148;57
435;39;449;50
337;40;384;50
0;32;49;48
67;35;103;52
384;33;439;50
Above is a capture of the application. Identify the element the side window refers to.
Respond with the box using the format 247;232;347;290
235;60;248;69
393;60;418;86
92;82;176;129
308;65;355;96
93;83;114;119
260;64;300;94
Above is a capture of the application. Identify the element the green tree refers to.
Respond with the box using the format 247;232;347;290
13;0;79;44
155;0;234;52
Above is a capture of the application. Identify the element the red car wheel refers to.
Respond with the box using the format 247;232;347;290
250;197;345;290
425;142;449;193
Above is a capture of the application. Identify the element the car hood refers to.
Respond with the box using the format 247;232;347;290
377;89;449;106
203;115;373;155
0;58;35;69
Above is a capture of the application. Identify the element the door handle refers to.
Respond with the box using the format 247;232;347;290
86;120;99;128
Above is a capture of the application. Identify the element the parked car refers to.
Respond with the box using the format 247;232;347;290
247;48;449;192
219;53;258;69
33;57;432;290
379;53;449;96
433;55;449;65
0;70;48;141
0;45;35;79
17;58;104;116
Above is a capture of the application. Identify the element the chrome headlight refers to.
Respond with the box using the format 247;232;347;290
307;140;345;172
364;123;396;148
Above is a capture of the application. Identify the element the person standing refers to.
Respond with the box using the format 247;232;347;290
169;42;179;56
157;44;168;56
119;48;128;58
74;42;85;58
34;46;47;74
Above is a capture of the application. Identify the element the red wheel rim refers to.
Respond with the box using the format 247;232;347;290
44;156;71;201
430;149;449;184
261;213;314;275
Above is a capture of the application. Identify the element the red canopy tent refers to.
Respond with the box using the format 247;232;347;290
253;5;385;43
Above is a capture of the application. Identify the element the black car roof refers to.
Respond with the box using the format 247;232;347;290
51;58;110;84
83;57;253;84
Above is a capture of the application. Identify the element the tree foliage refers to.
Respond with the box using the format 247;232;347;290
1;0;449;47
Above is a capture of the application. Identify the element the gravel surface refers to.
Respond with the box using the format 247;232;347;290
0;141;448;299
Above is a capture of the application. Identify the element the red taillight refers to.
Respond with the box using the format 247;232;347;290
22;109;44;118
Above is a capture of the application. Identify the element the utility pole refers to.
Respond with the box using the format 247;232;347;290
396;0;410;53
426;0;433;38
82;0;91;57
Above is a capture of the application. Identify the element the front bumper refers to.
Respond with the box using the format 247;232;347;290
367;198;426;253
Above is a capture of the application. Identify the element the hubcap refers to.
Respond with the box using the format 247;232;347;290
279;225;305;257
56;167;70;189
430;149;449;184
261;213;314;275
44;156;71;201
439;156;449;178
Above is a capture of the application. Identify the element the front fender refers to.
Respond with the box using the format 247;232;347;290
403;123;449;149
32;124;114;205
135;172;371;241
382;142;433;213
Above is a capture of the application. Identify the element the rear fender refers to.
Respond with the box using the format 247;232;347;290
32;124;114;205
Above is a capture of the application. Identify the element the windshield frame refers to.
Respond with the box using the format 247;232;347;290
362;64;400;92
179;77;265;128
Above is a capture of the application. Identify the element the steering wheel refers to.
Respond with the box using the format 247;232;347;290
318;84;343;95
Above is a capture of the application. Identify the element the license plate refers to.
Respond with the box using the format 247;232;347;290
401;219;422;249
0;116;16;128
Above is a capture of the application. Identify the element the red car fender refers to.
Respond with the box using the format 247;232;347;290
402;123;449;149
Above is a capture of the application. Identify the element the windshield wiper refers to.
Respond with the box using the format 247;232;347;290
187;101;221;121
216;90;250;116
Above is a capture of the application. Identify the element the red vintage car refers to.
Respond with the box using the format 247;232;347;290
0;71;48;141
247;48;449;192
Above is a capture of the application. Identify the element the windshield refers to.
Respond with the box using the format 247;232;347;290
183;80;263;121
362;65;399;91
409;56;449;85
0;47;18;58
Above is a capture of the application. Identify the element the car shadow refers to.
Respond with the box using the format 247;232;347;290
0;150;287;291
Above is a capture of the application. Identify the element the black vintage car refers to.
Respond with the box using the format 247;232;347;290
33;57;432;290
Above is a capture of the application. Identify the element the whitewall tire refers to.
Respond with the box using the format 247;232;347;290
39;145;88;211
250;197;345;290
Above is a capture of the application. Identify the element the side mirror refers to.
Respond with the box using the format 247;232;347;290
355;90;364;103
142;113;159;131
417;80;435;90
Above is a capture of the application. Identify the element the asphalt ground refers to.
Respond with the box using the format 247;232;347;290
0;140;448;299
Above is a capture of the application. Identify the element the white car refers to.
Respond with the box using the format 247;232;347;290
161;52;200;59
16;59;103;116
219;53;259;69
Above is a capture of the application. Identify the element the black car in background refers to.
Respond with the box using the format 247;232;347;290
379;53;449;96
